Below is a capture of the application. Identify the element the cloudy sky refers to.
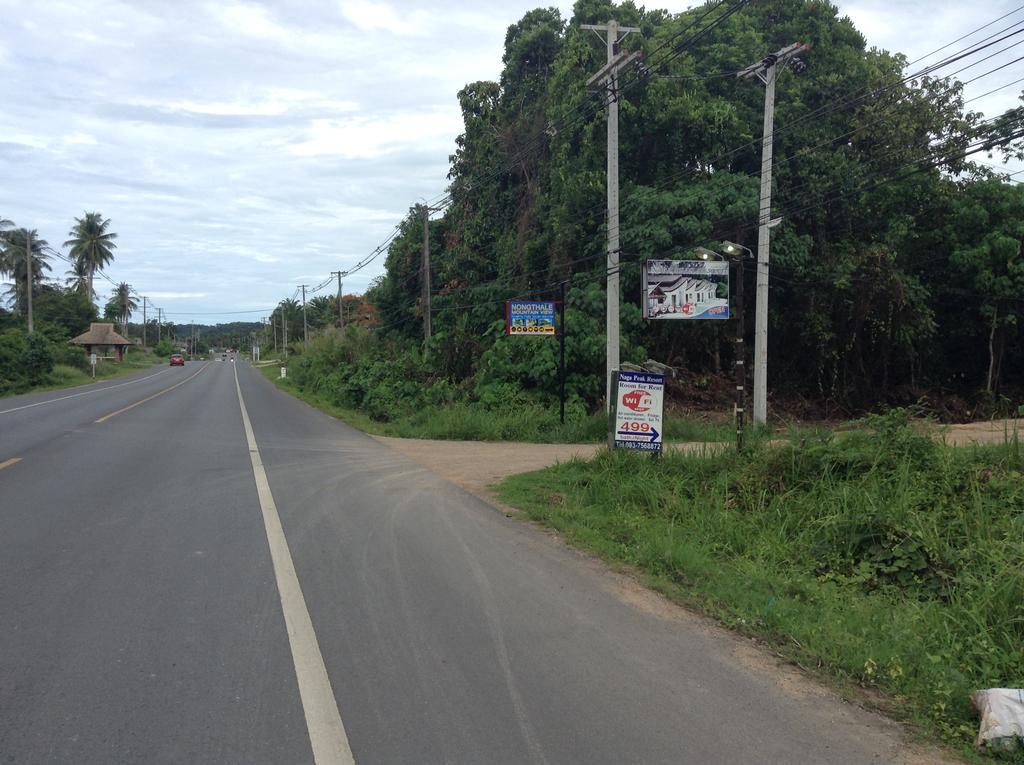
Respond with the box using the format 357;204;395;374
1;0;1021;323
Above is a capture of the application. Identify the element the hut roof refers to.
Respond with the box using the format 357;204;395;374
71;323;131;347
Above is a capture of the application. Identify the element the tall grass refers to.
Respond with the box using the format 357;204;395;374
262;364;736;443
498;411;1024;758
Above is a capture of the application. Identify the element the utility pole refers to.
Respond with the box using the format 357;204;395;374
331;271;345;330
583;20;640;412
142;296;147;348
190;321;195;360
283;310;288;360
157;308;162;343
272;315;278;355
25;230;33;333
420;205;436;342
739;42;807;426
300;285;308;349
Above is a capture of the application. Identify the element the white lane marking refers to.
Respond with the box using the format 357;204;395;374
0;369;170;416
232;363;355;765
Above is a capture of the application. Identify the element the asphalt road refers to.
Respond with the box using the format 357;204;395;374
0;359;930;764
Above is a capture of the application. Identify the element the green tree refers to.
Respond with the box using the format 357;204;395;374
946;179;1024;392
32;284;97;337
104;282;138;334
0;229;51;314
65;257;92;296
64;212;117;302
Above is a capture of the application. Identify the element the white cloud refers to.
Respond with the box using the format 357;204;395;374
145;291;210;300
211;2;290;42
165;90;359;117
63;132;98;146
339;1;429;36
288;107;463;159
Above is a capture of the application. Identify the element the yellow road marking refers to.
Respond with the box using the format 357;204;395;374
0;457;22;470
95;364;208;423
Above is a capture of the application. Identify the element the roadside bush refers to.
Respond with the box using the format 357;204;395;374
23;333;54;383
52;343;89;371
0;330;56;393
153;339;175;357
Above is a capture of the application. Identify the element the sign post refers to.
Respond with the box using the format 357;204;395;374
610;370;665;453
559;283;567;425
89;353;97;379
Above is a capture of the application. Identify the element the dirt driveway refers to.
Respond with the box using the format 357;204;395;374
371;436;601;498
375;418;1021;500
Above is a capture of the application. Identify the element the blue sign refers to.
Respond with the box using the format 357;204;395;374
507;301;557;336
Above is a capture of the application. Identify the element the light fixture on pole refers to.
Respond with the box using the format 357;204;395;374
721;241;753;451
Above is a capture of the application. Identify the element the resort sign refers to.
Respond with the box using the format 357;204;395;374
507;301;557;336
643;260;730;320
612;371;665;452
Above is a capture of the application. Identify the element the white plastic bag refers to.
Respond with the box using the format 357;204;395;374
972;688;1024;749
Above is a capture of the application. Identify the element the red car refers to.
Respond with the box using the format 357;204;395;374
170;354;185;366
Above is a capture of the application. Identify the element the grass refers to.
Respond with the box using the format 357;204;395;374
496;412;1024;761
258;363;738;443
2;349;165;399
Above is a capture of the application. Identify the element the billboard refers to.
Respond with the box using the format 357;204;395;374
643;259;730;320
507;301;557;336
613;371;664;452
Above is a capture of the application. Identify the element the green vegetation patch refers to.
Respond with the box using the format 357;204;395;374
261;357;734;444
496;410;1024;758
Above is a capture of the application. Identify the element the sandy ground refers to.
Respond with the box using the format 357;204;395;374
938;418;1023;446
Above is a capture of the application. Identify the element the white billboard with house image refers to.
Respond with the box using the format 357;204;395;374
643;259;730;320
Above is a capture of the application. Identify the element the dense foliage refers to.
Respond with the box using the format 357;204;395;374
356;0;1023;413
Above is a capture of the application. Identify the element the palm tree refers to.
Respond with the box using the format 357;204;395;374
64;212;117;303
104;282;138;335
65;258;92;296
0;229;51;313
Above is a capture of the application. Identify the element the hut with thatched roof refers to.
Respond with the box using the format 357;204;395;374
71;323;132;362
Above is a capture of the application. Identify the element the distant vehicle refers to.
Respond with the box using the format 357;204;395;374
169;354;185;366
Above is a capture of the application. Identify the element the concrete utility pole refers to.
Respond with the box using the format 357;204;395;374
583;20;640;411
157;308;162;343
420;205;434;342
25;230;33;333
331;270;345;330
739;42;807;426
283;311;288;360
300;285;309;349
142;296;147;348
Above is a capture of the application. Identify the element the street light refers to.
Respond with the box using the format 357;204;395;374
720;241;753;452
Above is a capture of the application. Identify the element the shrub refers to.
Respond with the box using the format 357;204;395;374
153;339;175;357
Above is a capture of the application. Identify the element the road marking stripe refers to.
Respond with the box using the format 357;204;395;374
232;363;355;765
95;364;208;423
0;369;170;416
0;457;22;470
